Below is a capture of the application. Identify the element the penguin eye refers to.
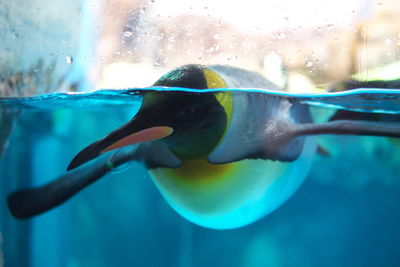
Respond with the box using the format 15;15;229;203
180;106;197;119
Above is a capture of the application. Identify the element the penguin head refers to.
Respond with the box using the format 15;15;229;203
68;65;232;170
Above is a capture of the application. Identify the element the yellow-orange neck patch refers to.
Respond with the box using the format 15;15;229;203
203;69;228;89
160;158;241;187
203;68;233;130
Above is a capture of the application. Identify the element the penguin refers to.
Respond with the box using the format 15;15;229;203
8;64;400;229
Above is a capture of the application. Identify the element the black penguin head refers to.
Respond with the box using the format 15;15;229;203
67;65;230;170
153;64;209;89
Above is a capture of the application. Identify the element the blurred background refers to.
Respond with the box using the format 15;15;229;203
1;0;400;267
1;0;400;94
93;0;400;91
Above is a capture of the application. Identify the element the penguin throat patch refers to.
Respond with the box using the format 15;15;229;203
202;69;233;130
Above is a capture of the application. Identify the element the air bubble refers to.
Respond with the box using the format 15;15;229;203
66;56;73;64
123;26;133;37
305;61;313;67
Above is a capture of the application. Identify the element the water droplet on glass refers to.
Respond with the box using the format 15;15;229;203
66;56;73;64
276;32;286;40
213;34;220;40
385;38;392;45
12;32;19;39
123;26;133;37
153;60;162;66
305;60;313;67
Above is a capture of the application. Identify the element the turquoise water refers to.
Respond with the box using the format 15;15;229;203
1;88;400;266
2;87;400;112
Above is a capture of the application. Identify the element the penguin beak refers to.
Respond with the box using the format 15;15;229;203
67;115;173;171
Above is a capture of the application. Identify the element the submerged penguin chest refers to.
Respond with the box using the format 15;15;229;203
147;137;316;229
147;158;297;228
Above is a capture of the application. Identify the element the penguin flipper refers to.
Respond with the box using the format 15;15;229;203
8;142;181;219
7;146;140;219
142;142;182;169
293;120;400;138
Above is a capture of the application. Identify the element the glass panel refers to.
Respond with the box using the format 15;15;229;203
1;1;400;267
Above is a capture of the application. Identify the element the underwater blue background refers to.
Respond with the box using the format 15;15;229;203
1;91;400;267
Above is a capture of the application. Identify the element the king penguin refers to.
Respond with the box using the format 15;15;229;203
8;64;400;229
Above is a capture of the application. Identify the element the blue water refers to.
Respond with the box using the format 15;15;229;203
2;87;400;113
1;88;400;267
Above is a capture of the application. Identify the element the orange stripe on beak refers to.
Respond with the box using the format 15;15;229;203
102;126;173;153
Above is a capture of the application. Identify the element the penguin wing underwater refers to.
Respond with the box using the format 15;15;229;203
8;64;400;229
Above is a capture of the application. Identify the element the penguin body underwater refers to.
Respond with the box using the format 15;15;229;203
8;65;400;229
